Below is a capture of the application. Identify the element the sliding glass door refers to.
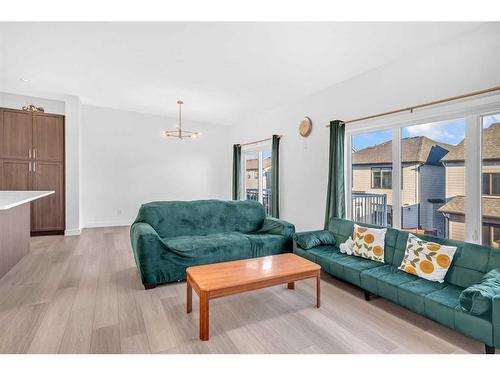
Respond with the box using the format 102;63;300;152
242;146;272;215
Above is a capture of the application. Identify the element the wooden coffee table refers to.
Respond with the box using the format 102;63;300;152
186;253;321;341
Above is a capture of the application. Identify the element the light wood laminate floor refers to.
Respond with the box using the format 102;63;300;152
0;226;491;354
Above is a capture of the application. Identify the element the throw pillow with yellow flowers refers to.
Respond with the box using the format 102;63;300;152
351;224;387;263
399;233;457;283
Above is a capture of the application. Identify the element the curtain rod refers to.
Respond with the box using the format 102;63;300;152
326;85;500;127
238;135;282;147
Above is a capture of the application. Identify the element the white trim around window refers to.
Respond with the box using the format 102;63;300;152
344;93;500;244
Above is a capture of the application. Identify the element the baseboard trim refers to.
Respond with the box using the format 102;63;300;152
65;228;82;236
83;221;132;229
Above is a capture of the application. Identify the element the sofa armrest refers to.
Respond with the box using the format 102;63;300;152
257;217;295;239
493;293;500;348
293;230;336;250
130;222;164;286
460;269;500;315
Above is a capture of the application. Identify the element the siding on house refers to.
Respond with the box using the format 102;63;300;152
444;162;465;197
448;214;466;241
352;163;419;207
419;164;446;236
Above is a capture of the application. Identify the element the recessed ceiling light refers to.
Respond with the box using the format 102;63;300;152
20;78;30;83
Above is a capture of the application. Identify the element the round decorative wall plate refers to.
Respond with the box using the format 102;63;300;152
299;117;312;137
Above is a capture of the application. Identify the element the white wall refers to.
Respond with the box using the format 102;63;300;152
231;23;500;231
81;105;231;227
0;92;65;114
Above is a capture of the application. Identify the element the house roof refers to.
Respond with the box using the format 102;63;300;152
438;195;500;219
443;123;500;162
352;136;453;165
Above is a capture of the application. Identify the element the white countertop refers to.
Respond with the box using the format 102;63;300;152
0;191;55;210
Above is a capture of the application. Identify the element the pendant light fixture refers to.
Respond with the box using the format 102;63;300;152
163;100;201;139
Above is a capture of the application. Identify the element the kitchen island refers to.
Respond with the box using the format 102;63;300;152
0;191;54;279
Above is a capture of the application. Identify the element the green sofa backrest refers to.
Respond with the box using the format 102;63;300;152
134;199;266;238
328;217;500;288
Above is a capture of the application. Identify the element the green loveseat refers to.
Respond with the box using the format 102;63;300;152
131;199;295;289
293;217;500;354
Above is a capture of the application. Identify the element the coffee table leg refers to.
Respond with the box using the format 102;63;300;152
199;291;209;341
316;272;321;308
186;278;192;314
287;282;295;289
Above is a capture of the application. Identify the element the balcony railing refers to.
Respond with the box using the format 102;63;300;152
352;192;388;227
246;188;272;216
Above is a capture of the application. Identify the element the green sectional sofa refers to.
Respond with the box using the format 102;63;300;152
294;217;500;354
130;199;295;289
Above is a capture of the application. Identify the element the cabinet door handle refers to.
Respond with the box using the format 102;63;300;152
33;162;36;172
29;162;32;172
33;149;36;159
29;148;32;159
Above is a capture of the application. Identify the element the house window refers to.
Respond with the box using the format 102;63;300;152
371;167;392;189
351;129;392;227
242;146;272;215
482;173;500;196
401;118;466;239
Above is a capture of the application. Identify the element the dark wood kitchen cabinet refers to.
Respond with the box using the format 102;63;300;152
0;108;65;235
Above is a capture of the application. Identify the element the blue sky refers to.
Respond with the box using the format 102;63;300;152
352;114;500;151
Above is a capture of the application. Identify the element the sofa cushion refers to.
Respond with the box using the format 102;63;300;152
328;218;399;265
398;233;457;283
243;233;288;258
293;230;336;250
459;269;500;315
328;254;384;287
424;285;463;328
307;245;342;271
360;265;418;303
397;279;447;315
161;232;252;263
135;199;266;237
351;224;386;263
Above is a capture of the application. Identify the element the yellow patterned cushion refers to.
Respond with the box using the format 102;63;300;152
399;233;457;283
351;224;386;263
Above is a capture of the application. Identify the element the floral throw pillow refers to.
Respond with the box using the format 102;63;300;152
399;233;457;283
351;224;386;263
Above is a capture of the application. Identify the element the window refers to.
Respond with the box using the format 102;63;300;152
351;129;392;227
481;113;500;247
242;146;272;215
371;167;392;189
400;119;466;239
346;100;500;246
482;173;500;196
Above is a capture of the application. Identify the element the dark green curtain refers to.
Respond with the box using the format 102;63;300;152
232;144;241;200
324;120;345;228
271;135;280;218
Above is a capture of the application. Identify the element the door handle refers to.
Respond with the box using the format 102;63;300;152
29;148;32;159
33;148;36;159
29;162;32;172
33;162;36;173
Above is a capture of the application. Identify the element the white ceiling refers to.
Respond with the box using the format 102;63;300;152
0;22;484;125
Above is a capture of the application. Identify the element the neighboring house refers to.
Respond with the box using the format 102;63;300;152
245;157;272;213
439;123;500;247
245;157;272;191
352;136;452;235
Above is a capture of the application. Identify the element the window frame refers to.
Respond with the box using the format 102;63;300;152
345;94;500;244
370;167;392;189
